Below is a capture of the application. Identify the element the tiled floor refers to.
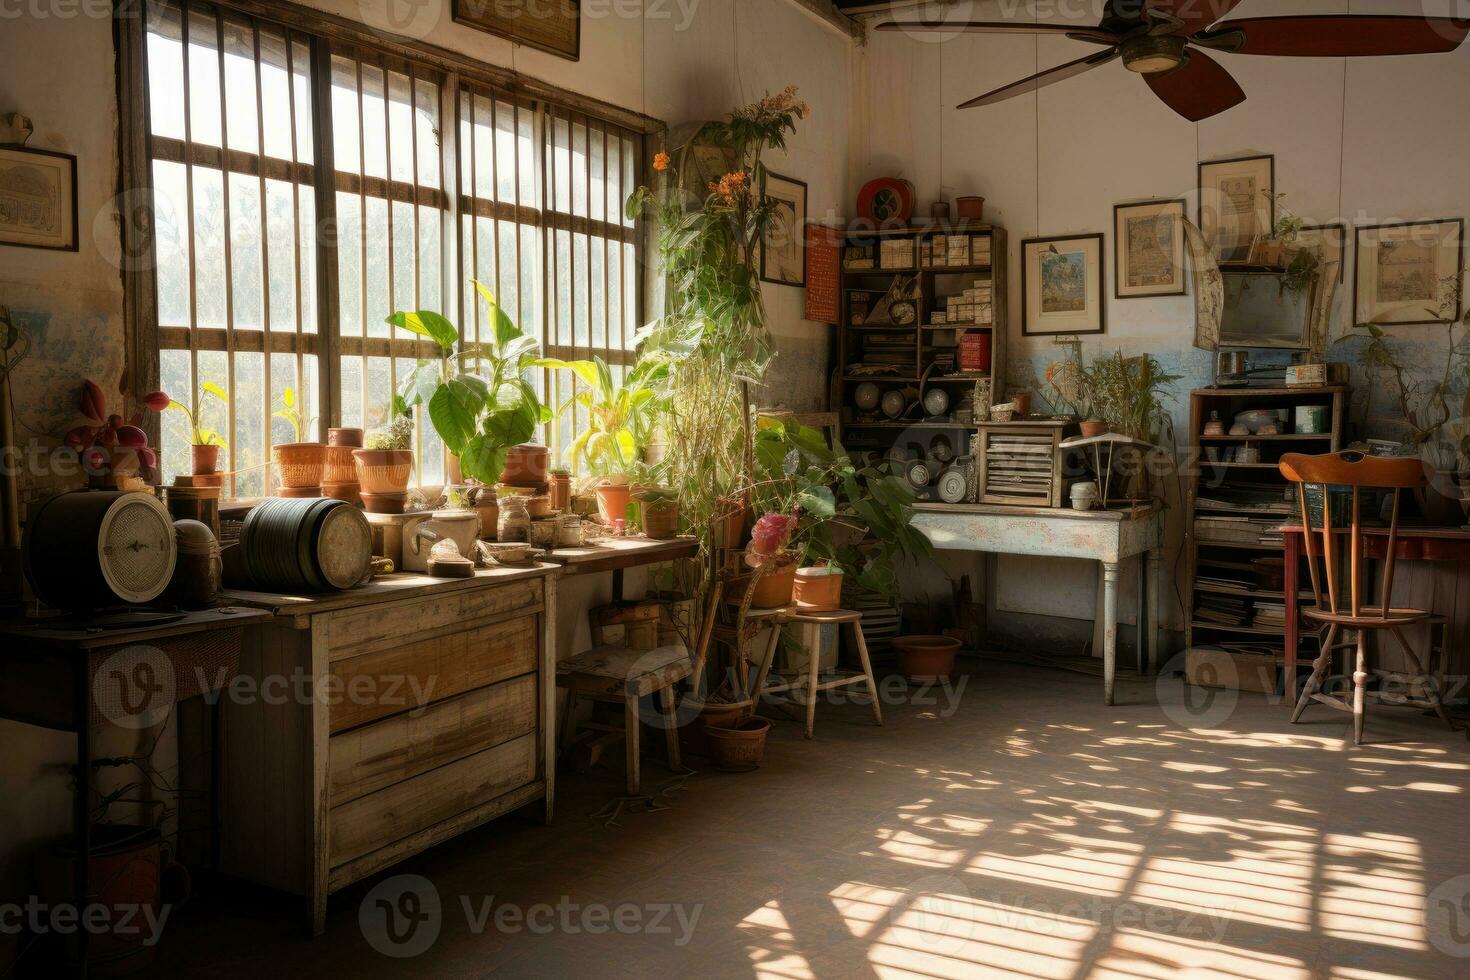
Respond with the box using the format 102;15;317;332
161;661;1470;978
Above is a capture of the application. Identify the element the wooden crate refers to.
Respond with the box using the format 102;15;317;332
975;421;1073;507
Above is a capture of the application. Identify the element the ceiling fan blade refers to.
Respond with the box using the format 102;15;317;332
1144;0;1245;35
1145;48;1246;121
876;21;1122;45
958;50;1121;111
1202;16;1470;57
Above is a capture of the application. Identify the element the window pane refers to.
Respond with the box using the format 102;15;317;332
185;10;222;148
152;160;191;326
229;172;263;331
221;19;259;156
191;166;227;328
147;17;185;141
159;349;192;485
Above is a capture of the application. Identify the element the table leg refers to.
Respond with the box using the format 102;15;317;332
1135;554;1147;675
1284;531;1301;700
73;661;91;976
1147;548;1162;676
1103;561;1120;706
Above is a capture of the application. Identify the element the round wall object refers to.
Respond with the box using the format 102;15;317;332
881;390;906;419
856;177;916;225
854;382;881;411
938;468;969;504
922;387;950;417
907;461;932;488
929;433;955;463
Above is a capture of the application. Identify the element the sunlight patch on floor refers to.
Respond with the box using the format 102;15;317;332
1091;927;1312;980
739;901;814;980
1320;832;1428;952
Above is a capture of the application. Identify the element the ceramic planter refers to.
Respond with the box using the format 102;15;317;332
352;449;414;495
894;634;961;682
323;445;357;484
595;482;632;525
746;561;796;608
794;566;844;611
190;443;219;476
272;442;326;489
1079;419;1108;438
500;444;549;486
327;427;363;448
642;501;680;539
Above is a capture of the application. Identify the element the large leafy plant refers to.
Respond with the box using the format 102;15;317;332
536;354;667;479
1082;351;1181;443
390;282;550;484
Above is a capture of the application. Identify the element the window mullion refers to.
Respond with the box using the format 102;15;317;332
309;35;340;437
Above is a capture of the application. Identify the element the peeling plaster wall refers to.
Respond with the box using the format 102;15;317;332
856;0;1470;640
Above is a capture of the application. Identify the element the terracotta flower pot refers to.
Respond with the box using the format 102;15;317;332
190;443;220;476
718;497;749;548
549;472;572;512
323;445;357;484
794;566;844;611
749;561;796;608
272;442;326;489
643;501;680;540
500;444;550;486
1079;419;1109;438
327;427;363;448
595;482;632;525
955;195;985;221
1010;391;1033;418
894;634;961;683
352;449;414;495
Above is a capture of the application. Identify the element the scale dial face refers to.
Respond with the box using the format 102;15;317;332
881;390;906;419
923;388;950;417
890;300;917;326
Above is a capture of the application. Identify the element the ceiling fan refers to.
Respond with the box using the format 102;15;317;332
876;0;1470;121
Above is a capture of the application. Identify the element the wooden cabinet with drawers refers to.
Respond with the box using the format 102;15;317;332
217;565;559;934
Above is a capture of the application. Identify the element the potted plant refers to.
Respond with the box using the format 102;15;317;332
354;414;414;511
64;380;169;488
538;354;667;524
1081;351;1181;444
636;486;681;539
270;386;324;489
793;561;843;611
389;281;551;487
165;381;228;475
1043;338;1107;436
742;511;801;607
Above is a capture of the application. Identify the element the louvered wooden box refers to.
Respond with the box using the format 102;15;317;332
975;420;1075;507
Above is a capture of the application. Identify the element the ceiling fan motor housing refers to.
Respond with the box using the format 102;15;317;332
1122;34;1187;74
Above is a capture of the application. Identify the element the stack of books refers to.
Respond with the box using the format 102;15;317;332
1195;594;1250;627
1252;602;1287;630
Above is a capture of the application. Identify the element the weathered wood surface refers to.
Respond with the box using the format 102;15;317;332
912;504;1161;563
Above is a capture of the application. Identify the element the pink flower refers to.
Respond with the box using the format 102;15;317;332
143;390;170;412
746;512;799;567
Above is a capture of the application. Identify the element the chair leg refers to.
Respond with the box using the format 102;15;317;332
1352;629;1368;746
1291;623;1337;724
1389;626;1456;732
749;624;781;705
804;629;820;739
625;697;641;796
659;685;682;771
851;621;883;726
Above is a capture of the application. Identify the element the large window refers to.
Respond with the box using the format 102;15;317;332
143;0;643;494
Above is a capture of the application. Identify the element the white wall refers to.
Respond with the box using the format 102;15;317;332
0;0;855;936
856;0;1470;631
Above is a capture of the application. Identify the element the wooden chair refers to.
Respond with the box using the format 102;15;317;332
1281;451;1456;745
748;607;884;739
558;645;690;795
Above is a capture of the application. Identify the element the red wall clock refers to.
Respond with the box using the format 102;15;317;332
856;178;916;226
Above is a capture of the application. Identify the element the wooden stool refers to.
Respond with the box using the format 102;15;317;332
558;645;691;794
749;608;883;739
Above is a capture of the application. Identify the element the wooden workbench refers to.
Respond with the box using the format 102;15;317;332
218;564;560;935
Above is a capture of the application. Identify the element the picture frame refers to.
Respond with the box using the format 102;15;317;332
1022;233;1105;336
1295;222;1348;284
0;143;78;252
1354;219;1465;327
1198;154;1274;266
1113;199;1187;299
759;171;807;287
452;0;580;62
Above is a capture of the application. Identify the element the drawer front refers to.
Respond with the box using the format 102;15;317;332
328;613;539;733
329;673;537;807
325;578;543;658
330;733;537;868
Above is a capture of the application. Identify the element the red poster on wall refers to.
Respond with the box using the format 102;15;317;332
804;224;842;325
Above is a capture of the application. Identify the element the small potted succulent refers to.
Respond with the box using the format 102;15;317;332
270;387;325;489
354;414;415;512
166;381;229;475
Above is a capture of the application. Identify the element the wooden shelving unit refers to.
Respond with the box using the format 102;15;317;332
835;224;1008;503
1185;386;1347;676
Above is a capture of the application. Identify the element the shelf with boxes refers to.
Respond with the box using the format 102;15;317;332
837;224;1008;506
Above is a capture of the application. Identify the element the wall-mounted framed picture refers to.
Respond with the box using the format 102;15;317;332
1198;154;1274;266
759;171;807;287
1295;222;1348;284
1022;233;1105;336
0;144;78;252
1113;199;1186;299
452;0;580;62
1354;219;1464;327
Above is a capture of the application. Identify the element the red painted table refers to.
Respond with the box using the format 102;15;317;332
1282;525;1470;697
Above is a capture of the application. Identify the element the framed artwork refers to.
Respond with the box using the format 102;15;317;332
1022;234;1105;336
452;0;580;61
0;144;78;251
1198;154;1274;266
1295;222;1348;284
1113;199;1187;298
1354;219;1464;327
759;171;807;287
